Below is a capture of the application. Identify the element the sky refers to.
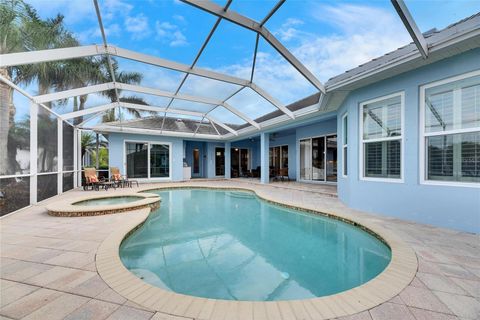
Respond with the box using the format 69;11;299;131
14;0;480;125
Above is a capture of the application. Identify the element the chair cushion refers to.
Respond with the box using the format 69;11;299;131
88;176;98;183
112;174;122;181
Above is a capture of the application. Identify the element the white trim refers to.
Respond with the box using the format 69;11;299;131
29;103;38;205
73;128;78;187
342;112;348;178
62;102;118;120
0;173;31;179
57;118;63;195
391;0;428;58
34;82;115;103
37;171;60;176
95;125;221;140
123;140;173;181
76;129;82;187
419;69;480;188
359;91;405;183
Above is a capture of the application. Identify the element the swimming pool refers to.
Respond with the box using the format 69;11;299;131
120;188;391;301
73;196;143;206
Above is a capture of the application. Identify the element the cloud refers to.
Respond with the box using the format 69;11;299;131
184;3;411;112
155;21;188;47
275;18;307;42
101;0;133;21
76;24;121;43
25;0;96;24
173;15;186;24
109;3;411;124
125;14;150;40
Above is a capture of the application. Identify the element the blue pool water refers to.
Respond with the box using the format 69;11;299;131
120;189;391;301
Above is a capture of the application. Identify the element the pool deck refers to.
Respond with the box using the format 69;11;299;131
1;180;479;320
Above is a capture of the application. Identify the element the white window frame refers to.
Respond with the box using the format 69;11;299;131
123;140;173;181
342;113;348;178
419;69;480;188
359;91;405;183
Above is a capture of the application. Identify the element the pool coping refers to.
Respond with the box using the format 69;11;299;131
46;192;160;217
96;185;418;319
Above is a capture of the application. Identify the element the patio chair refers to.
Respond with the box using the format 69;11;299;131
110;167;126;188
110;167;139;188
83;167;103;191
251;166;260;178
278;168;290;181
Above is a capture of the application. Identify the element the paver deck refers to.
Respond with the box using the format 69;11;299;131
1;180;479;320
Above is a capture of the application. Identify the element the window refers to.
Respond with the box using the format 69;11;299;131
342;114;348;177
421;71;480;185
125;142;171;179
360;93;403;181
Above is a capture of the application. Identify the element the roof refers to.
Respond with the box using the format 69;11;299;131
325;12;480;89
102;92;321;135
104;116;240;136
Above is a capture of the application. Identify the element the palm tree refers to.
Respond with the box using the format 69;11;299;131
81;131;107;165
97;56;148;123
0;0;30;175
0;0;78;174
56;57;103;125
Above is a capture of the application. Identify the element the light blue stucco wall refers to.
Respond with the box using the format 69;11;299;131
337;48;480;233
108;133;185;181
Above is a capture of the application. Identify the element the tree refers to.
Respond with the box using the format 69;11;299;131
97;56;148;123
81;131;107;162
0;0;30;175
0;0;78;175
55;57;103;125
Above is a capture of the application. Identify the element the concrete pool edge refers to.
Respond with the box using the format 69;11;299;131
46;192;160;217
96;185;418;319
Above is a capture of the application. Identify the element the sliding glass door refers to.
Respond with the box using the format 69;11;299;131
215;148;225;176
326;136;338;182
299;135;337;182
150;144;170;178
125;142;170;179
126;143;148;178
300;139;312;180
312;137;325;181
231;148;249;177
269;145;289;173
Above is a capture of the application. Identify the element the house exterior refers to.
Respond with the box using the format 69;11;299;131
98;14;480;233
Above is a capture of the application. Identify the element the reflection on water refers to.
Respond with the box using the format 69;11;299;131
121;189;391;301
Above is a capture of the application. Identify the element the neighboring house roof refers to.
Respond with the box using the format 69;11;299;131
104;116;240;135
